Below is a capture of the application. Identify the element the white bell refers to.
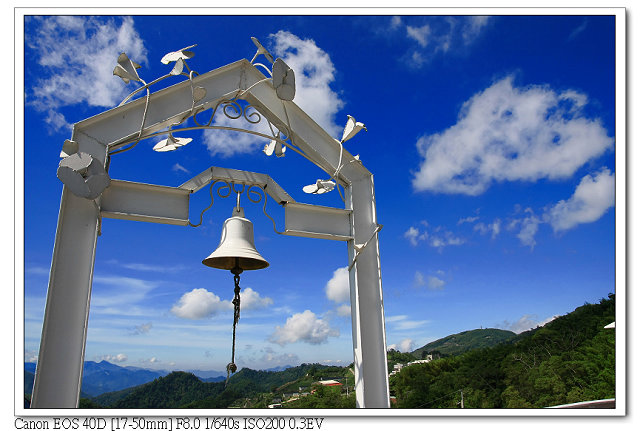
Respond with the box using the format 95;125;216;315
202;207;269;271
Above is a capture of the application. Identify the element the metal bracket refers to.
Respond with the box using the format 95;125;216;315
348;224;383;270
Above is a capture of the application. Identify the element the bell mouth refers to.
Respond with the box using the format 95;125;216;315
202;255;269;271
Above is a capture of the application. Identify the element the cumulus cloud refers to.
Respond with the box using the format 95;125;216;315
546;168;615;232
388;338;415;353
412;77;613;195
240;287;274;310
170;288;232;319
97;353;128;363
25;16;147;131
325;267;350;304
203;30;343;156
269;310;339;346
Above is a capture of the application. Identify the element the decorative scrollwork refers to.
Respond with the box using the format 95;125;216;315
188;180;282;235
108;39;315;169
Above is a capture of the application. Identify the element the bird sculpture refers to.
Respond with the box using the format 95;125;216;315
250;37;274;64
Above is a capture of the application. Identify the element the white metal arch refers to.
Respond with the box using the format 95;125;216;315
31;59;389;409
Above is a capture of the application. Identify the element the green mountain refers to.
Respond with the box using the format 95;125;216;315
390;294;615;408
412;328;517;358
96;363;348;409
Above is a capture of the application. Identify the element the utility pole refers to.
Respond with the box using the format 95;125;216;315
460;389;464;408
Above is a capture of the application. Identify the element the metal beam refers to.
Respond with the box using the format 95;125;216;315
284;202;352;241
100;180;191;225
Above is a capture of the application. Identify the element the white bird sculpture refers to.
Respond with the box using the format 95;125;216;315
250;37;274;64
302;179;336;195
340;115;367;143
263;139;286;157
153;134;193;152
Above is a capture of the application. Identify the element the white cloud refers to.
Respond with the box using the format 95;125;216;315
461;16;491;44
203;30;343;157
474;219;502;239
25;16;147;131
91;275;158;307
427;276;445;290
499;314;559;334
412;77;613;195
546;168;615;232
170;288;232;319
516;211;542;249
400;17;490;67
404;226;429;246
390;16;403;30
259;347;299;366
24;350;39;363
458;216;479;225
172;163;190;174
325;267;350;304
269;310;339;346
407;24;431;47
430;231;465;249
97;353;128;363
130;322;152;335
240;287;274;310
413;271;426;288
118;262;187;273
388;338;414;353
404;226;421;246
336;304;351;317
399;338;415;353
386;315;429;330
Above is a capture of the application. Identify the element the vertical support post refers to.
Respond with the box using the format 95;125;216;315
31;138;106;408
347;174;390;408
30;189;100;408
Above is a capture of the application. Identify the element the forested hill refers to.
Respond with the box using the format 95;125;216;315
412;328;517;358
94;363;345;409
391;294;616;408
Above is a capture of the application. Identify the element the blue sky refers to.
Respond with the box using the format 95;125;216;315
21;12;620;373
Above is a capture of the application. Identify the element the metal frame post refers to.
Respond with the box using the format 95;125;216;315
347;175;390;408
30;141;106;408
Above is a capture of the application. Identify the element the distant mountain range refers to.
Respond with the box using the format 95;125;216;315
24;361;292;397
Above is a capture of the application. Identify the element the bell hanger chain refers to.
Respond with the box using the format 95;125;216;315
226;258;243;386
